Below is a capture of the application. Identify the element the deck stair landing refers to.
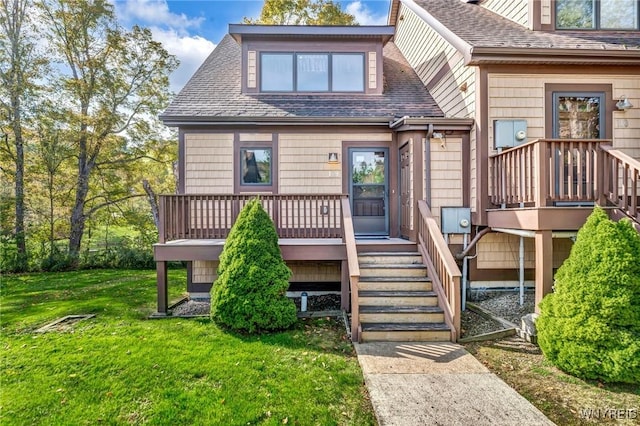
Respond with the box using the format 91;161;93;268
357;250;450;342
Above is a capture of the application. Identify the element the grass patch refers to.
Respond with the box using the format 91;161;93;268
464;337;639;425
1;270;375;425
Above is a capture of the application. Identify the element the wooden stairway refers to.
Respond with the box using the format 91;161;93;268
357;250;451;342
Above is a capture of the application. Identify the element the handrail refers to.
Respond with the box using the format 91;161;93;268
600;145;640;225
159;194;346;242
341;197;361;342
417;200;462;341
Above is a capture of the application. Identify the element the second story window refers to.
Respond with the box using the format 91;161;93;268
556;0;639;29
260;52;364;93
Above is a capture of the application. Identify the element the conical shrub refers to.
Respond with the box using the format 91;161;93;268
537;207;640;384
211;198;297;333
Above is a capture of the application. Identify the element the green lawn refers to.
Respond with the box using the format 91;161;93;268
0;270;375;425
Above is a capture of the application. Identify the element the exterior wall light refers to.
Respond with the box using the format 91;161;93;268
328;152;339;163
616;95;634;111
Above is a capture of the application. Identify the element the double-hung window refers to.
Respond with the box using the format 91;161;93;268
556;0;639;29
260;52;364;93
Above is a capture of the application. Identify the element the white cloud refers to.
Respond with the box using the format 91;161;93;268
150;28;216;93
115;0;204;32
346;1;388;25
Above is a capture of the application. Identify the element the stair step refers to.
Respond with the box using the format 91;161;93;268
360;305;444;323
359;264;427;278
358;290;438;306
361;322;450;331
359;290;435;297
358;252;422;264
359;276;432;291
360;322;451;342
359;276;431;282
360;305;442;313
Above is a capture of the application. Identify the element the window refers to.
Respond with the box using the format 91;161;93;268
552;92;604;139
332;54;365;92
260;52;364;92
556;0;639;29
297;54;329;91
261;54;293;92
240;148;272;185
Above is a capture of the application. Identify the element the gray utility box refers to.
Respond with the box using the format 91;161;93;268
441;207;471;234
494;120;527;149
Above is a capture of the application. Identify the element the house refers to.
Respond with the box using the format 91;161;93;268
156;0;640;343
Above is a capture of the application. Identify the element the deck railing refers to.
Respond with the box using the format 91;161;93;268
417;200;462;341
158;194;345;243
489;139;640;227
489;139;609;207
601;146;640;224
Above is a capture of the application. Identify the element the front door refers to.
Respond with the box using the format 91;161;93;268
349;148;389;236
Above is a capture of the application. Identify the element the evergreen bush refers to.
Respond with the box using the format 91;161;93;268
211;198;297;333
537;207;640;384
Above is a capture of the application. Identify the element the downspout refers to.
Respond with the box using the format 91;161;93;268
461;232;468;311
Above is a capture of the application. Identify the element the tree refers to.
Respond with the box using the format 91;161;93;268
211;198;297;333
537;207;640;384
244;0;357;25
40;0;178;261
0;0;45;271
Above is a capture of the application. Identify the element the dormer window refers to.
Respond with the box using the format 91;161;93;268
556;0;639;30
260;52;365;93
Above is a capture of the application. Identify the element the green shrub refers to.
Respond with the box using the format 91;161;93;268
211;198;297;333
537;207;640;384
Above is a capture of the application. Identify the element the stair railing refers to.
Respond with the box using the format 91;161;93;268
340;197;361;342
600;145;640;228
417;200;462;341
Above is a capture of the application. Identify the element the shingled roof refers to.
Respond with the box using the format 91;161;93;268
161;34;443;125
402;0;640;64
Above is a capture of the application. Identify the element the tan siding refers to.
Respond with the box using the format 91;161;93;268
476;233;572;269
429;137;463;224
193;260;218;284
247;51;257;88
487;74;640;159
481;0;529;27
394;3;475;119
185;133;234;194
239;132;272;142
368;52;377;89
278;132;391;194
541;0;552;25
470;124;477;213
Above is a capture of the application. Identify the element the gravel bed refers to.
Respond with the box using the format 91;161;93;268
170;294;341;317
472;291;535;325
461;290;536;338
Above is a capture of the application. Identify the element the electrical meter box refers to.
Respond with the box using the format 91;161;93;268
441;207;471;234
494;120;527;149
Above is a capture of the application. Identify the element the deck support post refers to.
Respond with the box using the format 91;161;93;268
341;260;350;311
156;261;168;315
534;230;553;313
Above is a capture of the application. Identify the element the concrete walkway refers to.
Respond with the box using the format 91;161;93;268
354;342;554;426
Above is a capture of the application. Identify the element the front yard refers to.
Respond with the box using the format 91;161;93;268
0;270;375;425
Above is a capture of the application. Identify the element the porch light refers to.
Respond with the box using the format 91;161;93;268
432;132;446;148
616;95;633;111
328;152;339;163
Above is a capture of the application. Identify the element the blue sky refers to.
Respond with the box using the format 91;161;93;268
113;0;392;92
